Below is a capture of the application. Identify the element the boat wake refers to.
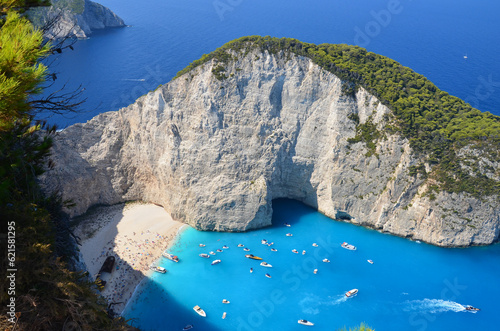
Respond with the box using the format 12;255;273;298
299;293;348;314
402;299;466;314
122;78;146;82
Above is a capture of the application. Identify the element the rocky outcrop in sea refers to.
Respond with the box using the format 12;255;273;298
40;43;500;247
30;0;125;39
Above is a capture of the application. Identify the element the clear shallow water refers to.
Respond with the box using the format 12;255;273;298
123;199;500;330
42;0;500;127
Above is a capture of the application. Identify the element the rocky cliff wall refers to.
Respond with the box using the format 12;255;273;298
41;49;500;247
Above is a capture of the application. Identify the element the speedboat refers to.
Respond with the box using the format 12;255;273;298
341;242;357;250
199;253;210;258
250;268;253;273
222;312;227;319
465;305;480;311
183;325;194;330
245;254;263;260
345;289;358;297
162;252;179;262
271;248;278;252
265;273;272;278
222;245;229;249
292;249;299;254
199;244;205;247
302;250;306;255
243;248;250;251
222;299;230;304
312;243;318;247
193;305;206;317
267;242;274;246
261;239;268;244
322;258;330;263
260;262;272;267
216;249;223;253
150;266;167;274
209;251;216;255
237;244;244;247
284;223;291;227
211;259;221;265
313;269;318;274
286;233;293;237
367;259;374;264
298;319;314;326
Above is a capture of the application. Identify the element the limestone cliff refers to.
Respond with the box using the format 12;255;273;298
30;0;125;39
40;39;500;247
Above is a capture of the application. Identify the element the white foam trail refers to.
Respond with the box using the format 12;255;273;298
402;299;465;314
122;78;146;82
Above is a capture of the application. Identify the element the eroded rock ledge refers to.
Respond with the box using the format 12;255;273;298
41;47;500;247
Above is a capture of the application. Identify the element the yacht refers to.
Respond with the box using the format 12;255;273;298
260;261;272;267
341;242;356;250
298;319;314;326
211;259;221;265
193;305;206;317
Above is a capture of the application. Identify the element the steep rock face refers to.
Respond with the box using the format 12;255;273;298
41;49;500;246
31;0;125;39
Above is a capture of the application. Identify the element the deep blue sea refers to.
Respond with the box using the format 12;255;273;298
123;199;500;331
42;0;500;127
45;1;500;329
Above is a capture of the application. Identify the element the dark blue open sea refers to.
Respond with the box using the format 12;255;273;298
45;1;500;330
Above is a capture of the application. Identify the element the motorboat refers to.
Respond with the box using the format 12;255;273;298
193;305;206;317
183;325;194;330
222;312;227;319
199;253;210;258
222;245;229;249
286;233;293;237
150;266;167;274
237;244;244;247
292;249;299;254
284;223;291;227
313;269;318;274
298;319;314;326
302;250;306;255
260;262;272;267
199;244;205;247
250;268;253;273
211;259;221;265
243;248;250;251
265;273;271;278
209;251;216;255
367;259;374;264
261;239;268;244
245;254;263;260
341;242;357;250
271;248;278;252
267;242;274;246
222;299;230;304
312;243;318;247
465;305;480;311
345;289;358;297
216;249;223;253
162;252;179;262
322;258;330;263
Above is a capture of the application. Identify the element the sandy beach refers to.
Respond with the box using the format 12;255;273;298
73;202;184;314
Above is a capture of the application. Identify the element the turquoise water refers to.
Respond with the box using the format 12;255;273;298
123;199;500;330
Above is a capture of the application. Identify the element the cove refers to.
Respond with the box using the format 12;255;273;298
122;199;500;330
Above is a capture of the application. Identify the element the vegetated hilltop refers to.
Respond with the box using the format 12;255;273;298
29;0;125;39
42;36;500;247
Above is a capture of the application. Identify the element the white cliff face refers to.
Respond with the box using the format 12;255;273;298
41;49;500;247
31;0;125;39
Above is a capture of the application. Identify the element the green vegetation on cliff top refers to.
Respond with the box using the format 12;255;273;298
176;36;500;199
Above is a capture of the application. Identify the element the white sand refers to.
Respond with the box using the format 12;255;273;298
74;202;184;314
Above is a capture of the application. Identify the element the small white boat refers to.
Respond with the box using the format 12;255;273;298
341;242;357;250
313;269;318;274
292;249;299;254
150;266;167;273
222;312;227;319
211;259;221;265
199;253;210;258
265;273;272;278
261;239;268;244
286;233;293;237
322;258;330;263
267;242;274;246
345;289;358;297
298;319;314;326
193;305;206;317
271;248;278;252
162;252;179;262
199;244;205;247
222;245;229;249
302;250;306;255
209;251;216;255
216;249;223;253
237;244;244;247
250;268;253;273
312;243;318;247
243;248;250;251
222;299;230;304
284;223;291;227
260;262;272;267
183;325;194;330
367;259;374;264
